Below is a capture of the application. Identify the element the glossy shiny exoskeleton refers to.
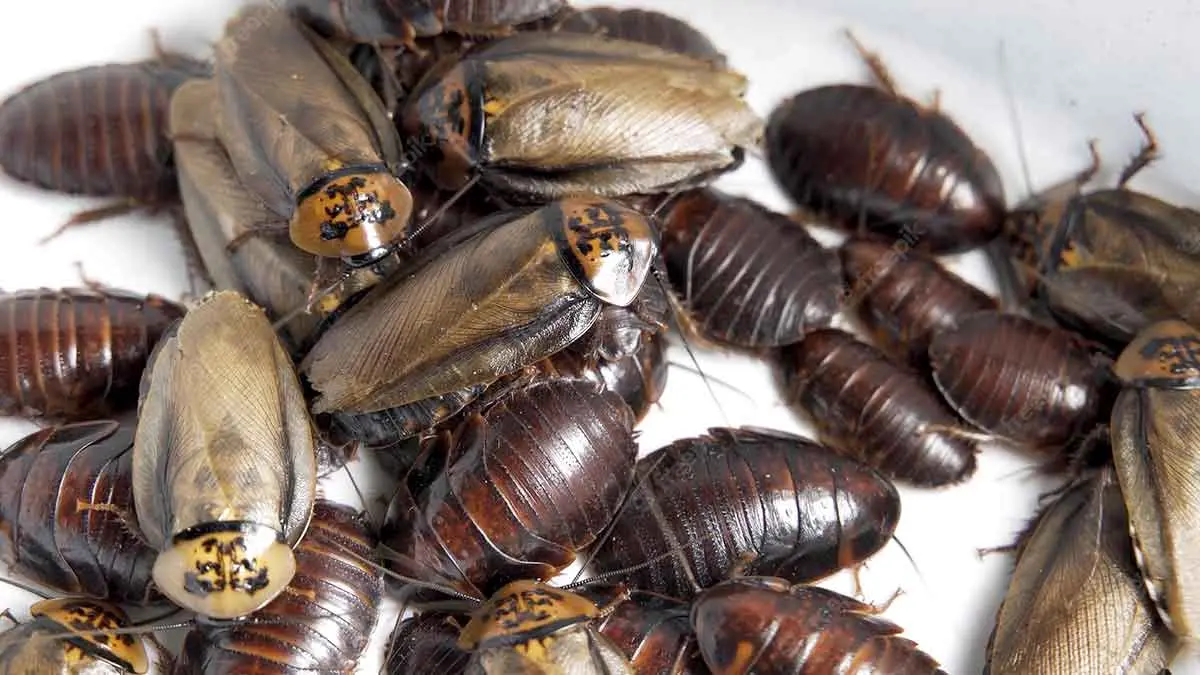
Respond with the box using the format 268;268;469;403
133;291;317;619
381;379;637;598
691;578;947;674
552;6;727;65
1110;318;1200;640
174;501;383;673
985;468;1176;674
781;329;979;486
289;0;567;45
0;418;158;604
765;35;1005;254
0;287;184;421
840;237;996;368
0;597;170;674
929;310;1113;453
659;188;841;348
386;613;471;675
587;427;900;599
535;327;668;424
583;585;707;675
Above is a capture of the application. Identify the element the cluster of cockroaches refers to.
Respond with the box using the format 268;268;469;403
0;0;1195;673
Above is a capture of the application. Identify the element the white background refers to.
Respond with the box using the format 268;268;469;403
0;0;1197;672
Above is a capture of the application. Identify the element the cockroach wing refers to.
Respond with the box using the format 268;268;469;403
303;209;602;413
474;31;739;75
470;628;634;675
133;291;317;550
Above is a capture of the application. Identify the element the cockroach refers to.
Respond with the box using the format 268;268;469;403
1110;318;1200;640
302;197;655;419
840;237;996;368
132;290;317;619
202;6;413;270
691;577;947;674
0;287;184;421
401;31;762;198
0;417;158;604
928;310;1113;452
582;585;707;675
174;500;383;673
386;613;471;675
458;580;634;674
288;0;568;46
0;53;209;231
765;32;1005;254
1003;116;1200;347
381;379;637;598
658;187;841;348
0;597;171;674
780;329;979;486
551;7;727;65
535;327;668;423
586;427;901;599
984;468;1175;673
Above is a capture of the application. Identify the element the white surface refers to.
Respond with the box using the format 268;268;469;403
0;1;1197;673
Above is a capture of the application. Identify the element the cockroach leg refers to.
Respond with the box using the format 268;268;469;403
843;29;900;97
38;200;144;245
1117;112;1161;188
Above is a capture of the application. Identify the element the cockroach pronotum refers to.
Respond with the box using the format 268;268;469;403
302;198;655;421
658;188;842;348
583;585;707;675
0;597;171;674
765;32;1005;254
174;501;383;674
401;31;761;198
691;577;947;674
1110;318;1200;640
840;237;996;368
457;580;633;674
928;310;1113;453
0;54;209;232
984;468;1175;673
780;329;979;487
552;7;727;65
288;0;568;45
0;287;184;421
381;379;637;598
386;613;471;675
587;427;901;599
0;417;158;604
133;290;317;619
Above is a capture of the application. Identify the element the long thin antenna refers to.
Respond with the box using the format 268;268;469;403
998;40;1035;200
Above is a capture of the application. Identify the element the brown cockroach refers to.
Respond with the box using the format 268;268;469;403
0;596;171;674
985;468;1175;673
401;30;762;198
385;613;472;675
0;287;183;421
780;329;979;487
928;310;1114;452
582;585;707;675
765;32;1004;254
173;500;383;674
1110;318;1200;640
0;53;209;232
840;237;997;368
551;7;727;65
381;379;637;598
657;187;841;348
458;580;634;674
691;577;947;674
535;326;669;424
586;427;901;599
132;290;317;619
0;417;158;604
302;197;656;420
288;0;568;46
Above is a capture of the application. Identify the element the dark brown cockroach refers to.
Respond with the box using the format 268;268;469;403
173;500;383;674
551;7;727;65
288;0;568;46
1110;318;1200;639
0;597;171;674
401;31;761;198
458;580;634;674
0;54;209;230
765;33;1005;254
0;287;184;421
780;329;978;486
1002;116;1200;347
587;427;901;599
928;310;1114;453
302;198;655;421
381;379;638;598
985;468;1175;673
535;327;669;423
840;237;996;368
658;187;841;348
691;577;947;674
0;418;158;604
386;613;471;675
582;585;707;675
133;291;317;620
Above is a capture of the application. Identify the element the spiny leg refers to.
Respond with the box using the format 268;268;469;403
1117;112;1161;188
844;29;901;97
